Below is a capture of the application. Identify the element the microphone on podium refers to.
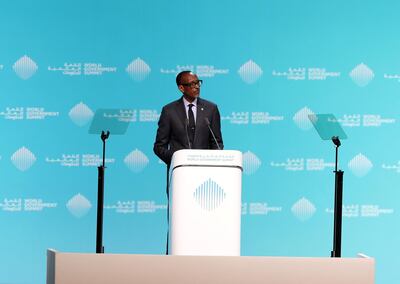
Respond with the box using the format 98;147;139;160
185;118;192;149
204;117;221;150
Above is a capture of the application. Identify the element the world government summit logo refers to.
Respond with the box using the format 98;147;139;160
11;147;36;171
193;178;226;211
291;197;316;221
242;151;261;175
348;153;373;177
126;57;151;82
68;102;94;127
238;60;263;84
13;55;38;80
293;107;315;131
349;63;374;87
124;149;149;173
66;193;92;218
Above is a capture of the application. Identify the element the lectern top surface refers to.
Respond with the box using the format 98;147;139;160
171;149;242;169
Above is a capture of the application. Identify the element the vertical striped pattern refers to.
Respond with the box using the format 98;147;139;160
291;197;316;222
13;55;38;80
348;153;373;177
125;57;151;81
293;106;314;130
68;102;94;127
193;178;226;211
66;193;92;218
349;63;374;87
11;146;36;171
237;60;263;84
124;149;149;173
243;151;261;175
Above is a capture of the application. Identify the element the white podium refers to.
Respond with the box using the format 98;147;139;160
169;149;243;256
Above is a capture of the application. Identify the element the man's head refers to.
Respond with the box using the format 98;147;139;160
176;71;202;102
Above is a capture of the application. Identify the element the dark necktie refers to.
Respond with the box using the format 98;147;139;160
188;104;195;145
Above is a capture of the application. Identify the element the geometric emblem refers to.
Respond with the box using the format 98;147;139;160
349;63;374;87
66;193;92;218
11;146;36;171
293;106;315;130
13;55;38;80
291;197;316;221
238;60;263;84
348;153;373;177
125;57;151;82
68;102;94;127
124;149;149;173
193;178;226;211
242;150;262;175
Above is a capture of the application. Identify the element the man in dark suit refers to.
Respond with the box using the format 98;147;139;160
154;71;223;166
153;71;223;254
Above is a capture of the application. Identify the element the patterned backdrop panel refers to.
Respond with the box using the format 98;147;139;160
0;1;398;283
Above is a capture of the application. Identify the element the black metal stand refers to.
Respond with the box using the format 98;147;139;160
331;136;344;258
96;130;109;253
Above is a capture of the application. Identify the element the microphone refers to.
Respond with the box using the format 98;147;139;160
185;118;192;149
204;117;221;150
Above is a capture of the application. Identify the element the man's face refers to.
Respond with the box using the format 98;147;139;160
178;73;201;102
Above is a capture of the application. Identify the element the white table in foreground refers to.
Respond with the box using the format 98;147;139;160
47;250;375;284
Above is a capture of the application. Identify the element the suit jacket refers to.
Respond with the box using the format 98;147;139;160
154;96;224;165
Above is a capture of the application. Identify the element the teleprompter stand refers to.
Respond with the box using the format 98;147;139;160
309;114;347;258
331;136;343;257
89;109;133;253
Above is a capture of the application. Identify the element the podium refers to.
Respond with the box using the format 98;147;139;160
168;149;243;256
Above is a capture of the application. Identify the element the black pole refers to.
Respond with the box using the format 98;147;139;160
96;130;109;253
331;170;343;257
330;136;343;258
335;144;338;172
96;166;105;253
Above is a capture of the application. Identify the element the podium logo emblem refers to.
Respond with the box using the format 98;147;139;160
193;178;226;211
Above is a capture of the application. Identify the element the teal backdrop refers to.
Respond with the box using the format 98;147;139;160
0;0;398;283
